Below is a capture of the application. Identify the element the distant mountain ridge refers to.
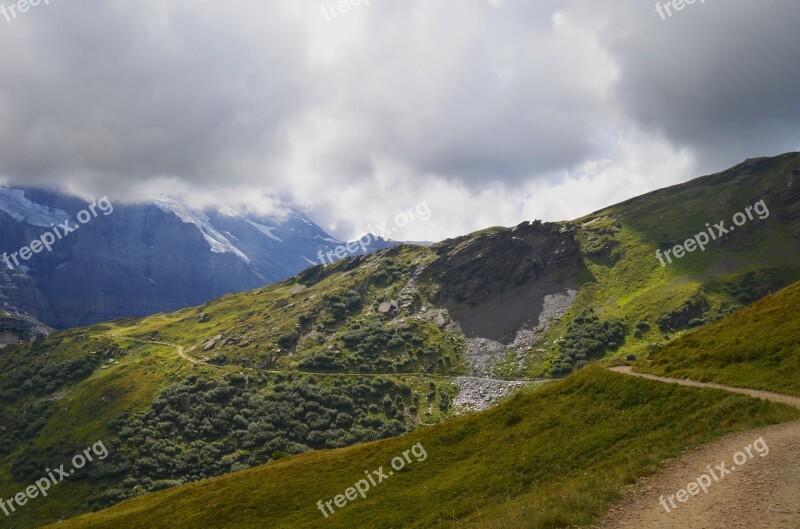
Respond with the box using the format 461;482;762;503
0;187;396;328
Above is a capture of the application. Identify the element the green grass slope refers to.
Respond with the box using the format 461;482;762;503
43;366;799;529
533;152;800;375
0;245;469;528
635;280;800;396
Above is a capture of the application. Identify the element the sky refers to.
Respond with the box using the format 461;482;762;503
0;0;798;242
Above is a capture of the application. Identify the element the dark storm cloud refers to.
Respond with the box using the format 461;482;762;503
0;1;307;192
582;0;800;169
0;0;614;196
0;0;797;207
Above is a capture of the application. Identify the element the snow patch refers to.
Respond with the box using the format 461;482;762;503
315;235;343;244
155;196;250;262
244;219;284;242
0;188;71;228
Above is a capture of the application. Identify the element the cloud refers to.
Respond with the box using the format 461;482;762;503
560;0;800;171
0;1;307;192
0;0;797;241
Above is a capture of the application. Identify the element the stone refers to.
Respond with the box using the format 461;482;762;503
378;301;398;314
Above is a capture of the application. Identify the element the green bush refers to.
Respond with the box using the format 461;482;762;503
101;374;412;502
298;350;345;371
551;311;626;376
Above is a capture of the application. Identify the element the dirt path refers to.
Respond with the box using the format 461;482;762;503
109;335;209;366
112;334;537;411
595;367;800;529
109;333;539;384
175;345;202;365
610;366;800;409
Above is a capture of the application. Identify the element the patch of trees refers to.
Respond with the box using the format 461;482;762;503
326;290;363;321
0;402;53;458
0;353;102;399
90;374;411;507
340;318;403;357
298;350;346;371
633;320;651;338
687;304;742;328
719;270;784;305
551;311;626;376
315;318;440;373
297;289;363;335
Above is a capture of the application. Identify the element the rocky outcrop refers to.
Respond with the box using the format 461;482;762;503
0;306;52;342
657;295;710;330
451;377;529;412
425;221;583;344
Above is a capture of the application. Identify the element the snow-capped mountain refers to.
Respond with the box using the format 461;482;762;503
0;187;396;329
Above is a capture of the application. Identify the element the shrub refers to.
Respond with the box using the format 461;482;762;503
551;311;626;376
298;350;345;371
104;374;412;502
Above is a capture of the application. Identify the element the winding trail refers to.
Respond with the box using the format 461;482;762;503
110;334;538;412
110;335;207;366
610;366;800;409
111;334;538;383
596;367;800;529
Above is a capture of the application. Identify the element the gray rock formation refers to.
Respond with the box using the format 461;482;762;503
452;377;531;412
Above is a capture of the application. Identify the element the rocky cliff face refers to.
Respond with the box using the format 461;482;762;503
426;220;583;343
0;187;395;329
0;306;51;341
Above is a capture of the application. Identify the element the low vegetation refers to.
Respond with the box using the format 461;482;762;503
551;310;626;376
44;367;800;529
637;280;800;396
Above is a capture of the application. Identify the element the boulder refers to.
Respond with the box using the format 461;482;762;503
378;301;399;314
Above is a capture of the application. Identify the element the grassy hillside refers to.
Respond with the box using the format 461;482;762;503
0;313;463;527
0;152;799;526
42;366;799;529
635;280;800;396
531;152;800;375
